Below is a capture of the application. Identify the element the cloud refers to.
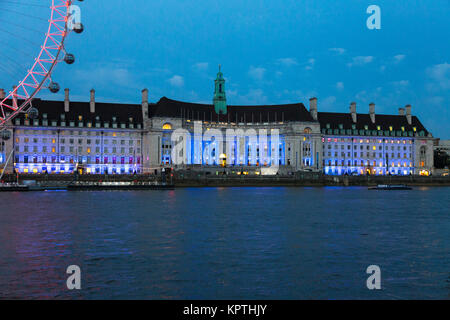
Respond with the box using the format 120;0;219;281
193;62;209;71
336;82;344;90
329;48;346;55
248;66;266;81
393;54;406;63
426;63;450;90
355;87;383;104
71;60;145;94
392;80;409;87
424;96;444;106
168;75;184;87
347;56;374;67
321;96;337;110
237;89;268;105
305;58;315;70
276;58;298;67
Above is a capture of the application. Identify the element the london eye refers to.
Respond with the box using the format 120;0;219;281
0;0;83;132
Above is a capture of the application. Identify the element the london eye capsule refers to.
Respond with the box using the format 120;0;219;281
73;23;84;34
28;107;39;120
1;130;11;141
64;53;75;64
49;82;60;93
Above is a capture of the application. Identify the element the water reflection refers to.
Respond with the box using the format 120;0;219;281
0;187;448;299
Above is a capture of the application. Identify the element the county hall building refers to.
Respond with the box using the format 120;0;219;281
0;69;435;176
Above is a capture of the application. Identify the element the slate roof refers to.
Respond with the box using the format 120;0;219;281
8;98;143;126
150;97;315;123
318;112;429;136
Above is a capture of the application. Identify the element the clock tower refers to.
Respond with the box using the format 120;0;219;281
213;65;227;114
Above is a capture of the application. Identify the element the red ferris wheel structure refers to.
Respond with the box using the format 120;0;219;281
0;0;84;130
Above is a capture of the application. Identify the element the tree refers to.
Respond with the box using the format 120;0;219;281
434;150;449;169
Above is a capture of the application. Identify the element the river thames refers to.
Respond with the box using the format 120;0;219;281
0;187;448;299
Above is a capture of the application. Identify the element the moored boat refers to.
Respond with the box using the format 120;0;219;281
0;183;30;192
67;181;175;191
368;184;412;190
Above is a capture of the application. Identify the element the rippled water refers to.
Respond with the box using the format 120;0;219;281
0;187;449;299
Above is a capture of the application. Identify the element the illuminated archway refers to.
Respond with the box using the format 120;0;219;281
162;123;173;130
219;153;227;167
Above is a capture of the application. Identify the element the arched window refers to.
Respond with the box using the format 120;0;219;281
420;146;426;156
303;143;311;157
162;123;172;130
419;146;427;167
304;127;312;134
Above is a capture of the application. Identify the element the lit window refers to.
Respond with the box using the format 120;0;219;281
162;123;173;130
389;126;393;131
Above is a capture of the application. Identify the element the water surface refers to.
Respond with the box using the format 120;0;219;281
0;187;448;299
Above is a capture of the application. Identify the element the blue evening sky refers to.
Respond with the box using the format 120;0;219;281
0;1;449;138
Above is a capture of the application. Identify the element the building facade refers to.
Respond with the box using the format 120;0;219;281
1;89;144;175
0;70;435;176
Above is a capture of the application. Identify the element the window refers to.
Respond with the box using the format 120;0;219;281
162;123;173;130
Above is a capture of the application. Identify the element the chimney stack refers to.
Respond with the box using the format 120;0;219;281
350;102;357;123
142;88;149;118
405;104;412;125
90;89;95;113
369;103;375;124
309;97;318;121
398;107;405;116
64;88;70;113
0;88;5;100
